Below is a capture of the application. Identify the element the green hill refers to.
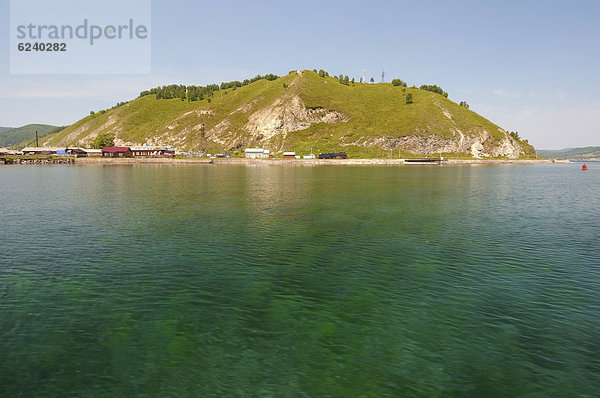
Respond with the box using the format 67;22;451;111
0;124;62;148
538;147;600;160
42;70;535;158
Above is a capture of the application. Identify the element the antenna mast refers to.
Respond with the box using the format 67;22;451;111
381;70;385;83
200;122;206;153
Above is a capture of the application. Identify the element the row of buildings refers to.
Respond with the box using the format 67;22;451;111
5;146;176;158
3;145;341;160
102;146;176;158
244;148;316;159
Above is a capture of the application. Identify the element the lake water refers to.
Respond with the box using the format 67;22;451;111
1;163;599;397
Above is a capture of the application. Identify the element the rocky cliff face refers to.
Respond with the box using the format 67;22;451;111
346;129;523;159
195;94;349;150
244;95;348;140
240;95;524;158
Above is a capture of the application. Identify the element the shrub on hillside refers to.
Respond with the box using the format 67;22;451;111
420;84;448;98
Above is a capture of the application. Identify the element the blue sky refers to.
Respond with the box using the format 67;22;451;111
1;0;599;149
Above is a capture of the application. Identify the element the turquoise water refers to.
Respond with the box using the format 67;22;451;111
1;163;599;397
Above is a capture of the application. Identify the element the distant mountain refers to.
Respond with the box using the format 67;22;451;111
538;147;600;160
0;124;63;148
42;70;535;158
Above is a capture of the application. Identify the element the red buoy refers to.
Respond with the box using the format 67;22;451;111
582;164;588;171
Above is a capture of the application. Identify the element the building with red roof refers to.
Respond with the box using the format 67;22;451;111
101;147;133;158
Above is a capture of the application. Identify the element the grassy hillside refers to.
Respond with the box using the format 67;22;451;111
43;71;535;158
538;147;600;160
285;72;513;157
44;76;295;151
0;124;61;148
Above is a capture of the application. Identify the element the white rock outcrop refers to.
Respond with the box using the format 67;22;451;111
244;95;348;140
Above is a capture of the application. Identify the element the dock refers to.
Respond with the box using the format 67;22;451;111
401;158;447;165
1;157;75;165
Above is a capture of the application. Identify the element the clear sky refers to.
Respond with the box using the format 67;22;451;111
1;0;599;149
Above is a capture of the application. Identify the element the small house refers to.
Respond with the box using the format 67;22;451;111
84;149;103;157
66;148;89;157
283;152;296;159
0;148;23;155
245;148;271;159
102;147;133;158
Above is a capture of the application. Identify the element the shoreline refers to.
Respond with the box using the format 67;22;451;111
69;157;557;166
2;156;564;166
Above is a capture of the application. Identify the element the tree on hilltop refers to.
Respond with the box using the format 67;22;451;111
420;84;448;98
509;131;521;140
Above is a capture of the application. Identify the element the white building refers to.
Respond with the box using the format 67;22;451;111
83;149;103;157
245;148;270;159
0;147;23;155
21;147;65;155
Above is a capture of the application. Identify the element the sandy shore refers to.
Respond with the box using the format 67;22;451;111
73;157;556;166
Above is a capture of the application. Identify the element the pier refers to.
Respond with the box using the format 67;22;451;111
1;157;76;165
401;158;448;165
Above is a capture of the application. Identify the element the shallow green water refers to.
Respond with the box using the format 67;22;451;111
1;163;599;397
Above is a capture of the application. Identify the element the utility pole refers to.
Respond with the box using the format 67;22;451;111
381;70;385;83
200;123;206;153
35;131;39;147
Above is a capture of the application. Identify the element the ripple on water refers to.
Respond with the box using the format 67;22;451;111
0;164;599;396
